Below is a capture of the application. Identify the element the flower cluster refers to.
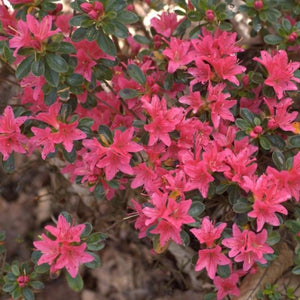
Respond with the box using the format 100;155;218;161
1;0;300;298
33;214;94;278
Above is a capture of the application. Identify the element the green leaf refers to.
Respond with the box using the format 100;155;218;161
111;21;129;38
22;287;34;300
71;27;88;42
62;147;77;163
289;136;300;148
134;35;151;45
67;74;84;86
44;65;59;87
259;136;271;150
57;42;76;54
233;198;252;213
180;230;190;246
219;22;233;31
44;87;57;105
217;264;230;278
2;282;17;293
87;232;108;244
34;263;49;274
84;252;101;269
66;272;84;292
240;108;255;125
117;10;139;24
98;125;113;144
266;135;285;150
264;34;283;45
31;59;45;76
188;201;205;217
29;281;44;290
235;118;251;131
11;264;20;276
11;287;22;299
80;222;93;238
282;18;292;32
119;88;140;99
251;72;264;84
46;53;69;73
127;64;146;85
2;154;15;173
272;151;285;170
292;265;300;275
204;293;217;300
96;30;117;56
267;231;281;246
94;182;105;200
16;55;34;79
78;117;94;128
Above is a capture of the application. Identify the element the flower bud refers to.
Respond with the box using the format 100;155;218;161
206;9;215;22
249;126;262;138
254;0;264;10
288;32;298;43
242;75;249;87
17;275;29;288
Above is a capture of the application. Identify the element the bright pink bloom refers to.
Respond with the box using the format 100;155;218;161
191;217;226;248
194;245;230;279
95;128;143;180
0;106;28;160
163;38;193;73
163;198;194;229
151;220;182;246
33;234;60;266
34;215;94;278
264;97;298;132
150;12;180;38
45;214;85;243
143;192;168;226
54;243;93;278
74;49;97;82
223;225;274;271
253;50;300;99
244;175;290;231
179;88;203;113
184;160;214;198
214;273;240;300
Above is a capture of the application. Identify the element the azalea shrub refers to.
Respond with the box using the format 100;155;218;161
0;0;300;299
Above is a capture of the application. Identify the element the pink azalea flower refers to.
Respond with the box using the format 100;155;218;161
184;160;214;198
95;127;143;181
151;219;182;246
150;12;180;38
207;56;246;86
214;272;240;300
74;49;97;82
253;50;300;99
244;175;290;231
163;198;194;229
191;217;227;248
163;37;193;73
0;106;28;160
194;245;230;279
45;214;85;243
34;215;94;278
223;225;274;271
54;243;93;278
179;88;203;113
143;192;168;226
264;97;298;132
33;234;60;266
